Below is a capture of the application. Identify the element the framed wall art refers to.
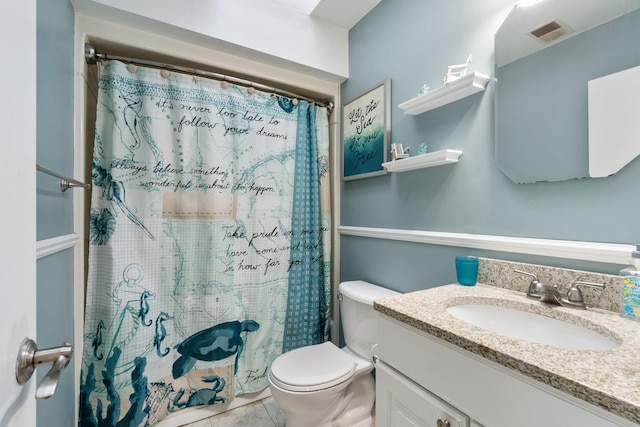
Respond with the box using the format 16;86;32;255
342;79;391;180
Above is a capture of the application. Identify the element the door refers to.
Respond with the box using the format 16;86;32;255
0;1;38;426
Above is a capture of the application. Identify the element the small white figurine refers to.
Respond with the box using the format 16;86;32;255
443;54;472;85
391;143;411;160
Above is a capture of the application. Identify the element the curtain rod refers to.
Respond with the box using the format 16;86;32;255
84;43;334;111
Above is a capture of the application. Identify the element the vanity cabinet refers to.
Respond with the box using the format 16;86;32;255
376;315;634;427
376;362;469;427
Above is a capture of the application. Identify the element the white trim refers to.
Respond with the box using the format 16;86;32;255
338;225;633;265
330;101;342;347
36;234;79;259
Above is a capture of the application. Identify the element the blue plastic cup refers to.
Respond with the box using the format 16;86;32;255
455;256;478;286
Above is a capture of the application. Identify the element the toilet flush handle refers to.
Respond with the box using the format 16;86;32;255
370;344;379;364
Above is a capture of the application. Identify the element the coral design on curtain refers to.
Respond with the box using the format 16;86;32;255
80;60;331;426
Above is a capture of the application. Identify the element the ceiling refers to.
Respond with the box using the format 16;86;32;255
273;0;381;29
496;0;640;66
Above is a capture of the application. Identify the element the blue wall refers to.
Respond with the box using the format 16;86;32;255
36;0;76;424
340;0;640;293
36;0;75;240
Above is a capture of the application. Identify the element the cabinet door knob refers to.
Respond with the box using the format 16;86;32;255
437;419;451;427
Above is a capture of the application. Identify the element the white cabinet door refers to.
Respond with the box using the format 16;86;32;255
376;362;469;427
0;1;37;426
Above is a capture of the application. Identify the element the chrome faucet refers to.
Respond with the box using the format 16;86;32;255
514;269;545;300
514;269;605;310
538;284;569;305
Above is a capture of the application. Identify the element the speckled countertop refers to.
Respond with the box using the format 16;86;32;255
374;283;640;424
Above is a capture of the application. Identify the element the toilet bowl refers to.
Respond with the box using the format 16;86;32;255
268;280;399;427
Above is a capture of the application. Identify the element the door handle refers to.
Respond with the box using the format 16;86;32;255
15;338;72;400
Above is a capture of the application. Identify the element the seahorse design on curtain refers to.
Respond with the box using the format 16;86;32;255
80;60;331;426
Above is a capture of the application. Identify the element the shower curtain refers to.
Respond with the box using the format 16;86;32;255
79;60;331;426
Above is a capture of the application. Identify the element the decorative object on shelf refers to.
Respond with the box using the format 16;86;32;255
443;53;472;85
419;84;430;95
398;72;490;115
418;143;428;155
382;149;462;173
391;143;411;161
342;79;391;181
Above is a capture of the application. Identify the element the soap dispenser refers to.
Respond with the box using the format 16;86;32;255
620;244;640;320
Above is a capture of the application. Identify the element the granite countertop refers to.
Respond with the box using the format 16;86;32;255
374;283;640;424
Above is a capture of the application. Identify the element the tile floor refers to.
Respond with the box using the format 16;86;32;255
181;397;376;427
182;397;286;427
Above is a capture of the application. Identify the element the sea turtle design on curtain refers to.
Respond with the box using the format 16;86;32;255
172;320;260;378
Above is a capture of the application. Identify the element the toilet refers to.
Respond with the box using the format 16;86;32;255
268;280;399;427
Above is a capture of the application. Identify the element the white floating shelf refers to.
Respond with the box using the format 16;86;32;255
382;149;463;173
398;72;490;115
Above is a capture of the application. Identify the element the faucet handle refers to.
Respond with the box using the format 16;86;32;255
514;269;545;299
565;281;605;309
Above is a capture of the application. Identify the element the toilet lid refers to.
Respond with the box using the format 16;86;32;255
270;342;355;392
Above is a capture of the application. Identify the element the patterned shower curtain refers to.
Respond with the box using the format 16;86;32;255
79;60;331;426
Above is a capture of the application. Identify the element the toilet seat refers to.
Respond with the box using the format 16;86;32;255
270;342;355;392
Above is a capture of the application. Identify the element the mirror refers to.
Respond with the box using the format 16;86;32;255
495;0;640;184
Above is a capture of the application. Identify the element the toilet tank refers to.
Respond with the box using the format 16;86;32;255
339;280;399;359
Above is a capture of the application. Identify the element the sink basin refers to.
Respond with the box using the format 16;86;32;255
446;304;619;350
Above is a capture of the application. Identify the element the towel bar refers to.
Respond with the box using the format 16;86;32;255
36;163;90;192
